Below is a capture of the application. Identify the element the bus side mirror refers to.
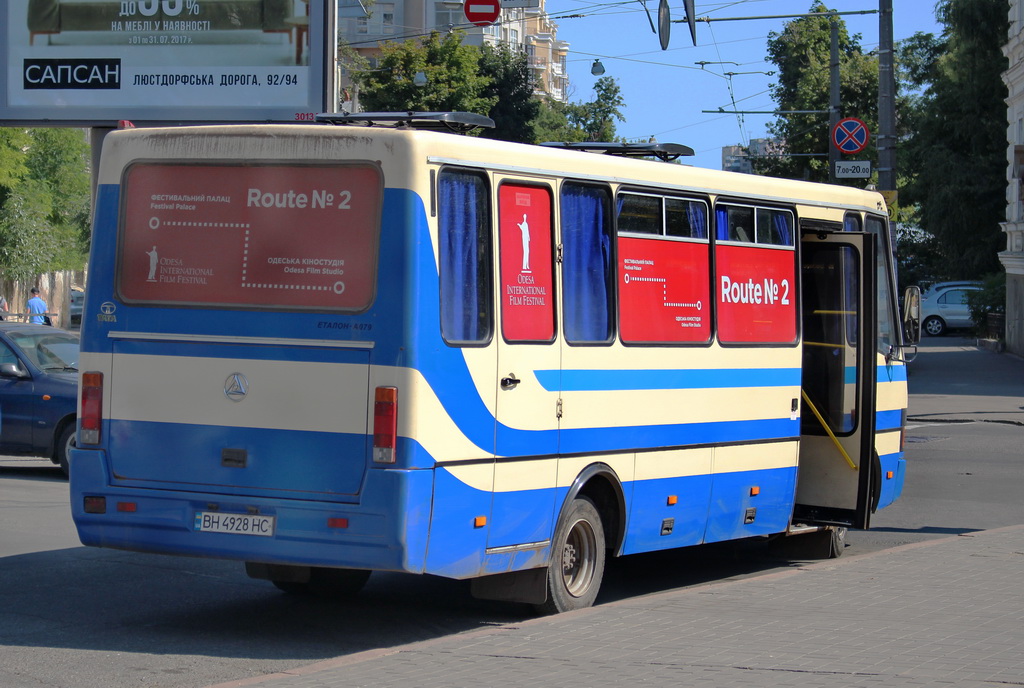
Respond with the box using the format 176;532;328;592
902;285;921;346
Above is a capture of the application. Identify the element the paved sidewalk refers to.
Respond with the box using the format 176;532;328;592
209;525;1024;688
201;337;1024;688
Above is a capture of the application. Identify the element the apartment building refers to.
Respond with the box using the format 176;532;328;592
1002;0;1024;354
337;0;569;105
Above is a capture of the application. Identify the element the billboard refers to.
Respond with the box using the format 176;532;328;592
0;0;333;125
118;162;382;311
618;236;711;344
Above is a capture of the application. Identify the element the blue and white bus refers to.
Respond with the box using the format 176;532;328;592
71;113;911;613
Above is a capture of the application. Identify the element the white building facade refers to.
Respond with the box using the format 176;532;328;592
337;0;569;106
1002;0;1024;354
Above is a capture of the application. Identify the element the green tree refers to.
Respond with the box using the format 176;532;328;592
478;44;540;143
900;0;1009;279
0;127;90;281
574;76;625;142
0;128;30;194
532;77;626;144
533;99;587;143
755;1;879;182
354;31;496;115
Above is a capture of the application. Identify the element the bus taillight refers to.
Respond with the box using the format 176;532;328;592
81;372;104;445
373;386;398;464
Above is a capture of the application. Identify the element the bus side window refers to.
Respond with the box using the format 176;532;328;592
617;193;661;235
438;169;493;345
865;215;898;354
715;203;797;345
716;205;753;243
561;183;614;344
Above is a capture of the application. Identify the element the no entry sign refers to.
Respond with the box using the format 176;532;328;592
832;117;870;154
465;0;501;25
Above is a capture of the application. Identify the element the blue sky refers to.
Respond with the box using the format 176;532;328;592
544;0;942;169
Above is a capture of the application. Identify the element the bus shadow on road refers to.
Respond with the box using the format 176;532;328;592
0;539;806;664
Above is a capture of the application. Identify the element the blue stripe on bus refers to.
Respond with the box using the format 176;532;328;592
875;409;904;432
556;417;797;456
878;363;907;383
535;367;801;392
479;417;798;459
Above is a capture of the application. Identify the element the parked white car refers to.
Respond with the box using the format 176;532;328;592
69;287;85;324
919;282;981;336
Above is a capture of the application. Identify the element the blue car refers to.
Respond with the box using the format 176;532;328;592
0;323;78;475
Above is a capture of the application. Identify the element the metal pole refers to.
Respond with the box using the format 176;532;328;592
877;0;896;192
829;15;840;183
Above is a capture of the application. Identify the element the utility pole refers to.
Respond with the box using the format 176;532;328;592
828;15;840;183
877;0;897;194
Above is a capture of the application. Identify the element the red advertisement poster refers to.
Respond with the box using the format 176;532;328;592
715;244;797;343
119;163;382;311
498;184;554;341
618;237;710;343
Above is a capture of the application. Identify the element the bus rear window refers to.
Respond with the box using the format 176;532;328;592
117;162;382;311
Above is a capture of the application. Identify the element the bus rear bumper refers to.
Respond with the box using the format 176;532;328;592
69;448;432;574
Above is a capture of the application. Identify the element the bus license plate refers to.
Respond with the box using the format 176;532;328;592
194;511;275;537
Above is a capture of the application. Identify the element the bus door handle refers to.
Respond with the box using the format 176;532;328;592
500;374;521;390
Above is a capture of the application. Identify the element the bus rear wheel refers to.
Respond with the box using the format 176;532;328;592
536;496;605;615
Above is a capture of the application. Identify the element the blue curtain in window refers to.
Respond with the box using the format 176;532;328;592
688;203;707;239
715;207;729;241
439;173;485;343
844;215;860;232
562;185;611;342
774;212;792;246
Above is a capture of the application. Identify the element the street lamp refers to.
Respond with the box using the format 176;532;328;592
591;59;606;76
413;71;428;87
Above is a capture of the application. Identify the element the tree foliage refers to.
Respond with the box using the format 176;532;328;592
0;128;90;282
533;77;626;144
533;99;587;143
352;32;627;146
354;31;496;115
755;1;879;182
478;44;540;143
900;0;1009;279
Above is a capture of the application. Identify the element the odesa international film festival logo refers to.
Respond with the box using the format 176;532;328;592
23;58;122;90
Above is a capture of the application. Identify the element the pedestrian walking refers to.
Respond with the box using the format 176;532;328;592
26;287;47;325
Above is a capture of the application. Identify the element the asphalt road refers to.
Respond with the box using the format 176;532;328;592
1;337;1021;688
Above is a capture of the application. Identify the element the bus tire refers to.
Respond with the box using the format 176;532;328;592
828;526;847;558
536;496;605;615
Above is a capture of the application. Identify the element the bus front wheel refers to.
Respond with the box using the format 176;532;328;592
536;496;605;615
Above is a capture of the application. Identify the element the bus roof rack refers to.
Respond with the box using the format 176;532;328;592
315;111;495;133
539;141;694;162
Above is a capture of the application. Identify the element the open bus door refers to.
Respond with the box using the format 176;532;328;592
795;230;877;530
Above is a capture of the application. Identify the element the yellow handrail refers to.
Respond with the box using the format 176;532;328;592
800;389;858;471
